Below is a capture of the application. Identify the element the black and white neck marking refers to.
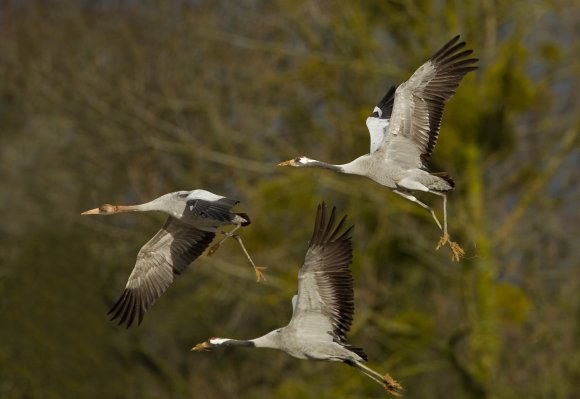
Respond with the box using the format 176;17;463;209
209;337;255;348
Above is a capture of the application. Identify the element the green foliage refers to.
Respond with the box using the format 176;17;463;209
494;283;532;325
0;1;577;398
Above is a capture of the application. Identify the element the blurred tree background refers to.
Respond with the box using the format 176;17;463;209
0;1;578;398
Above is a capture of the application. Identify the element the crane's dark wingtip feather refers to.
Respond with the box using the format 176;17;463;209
311;202;326;245
118;292;134;326
308;202;355;342
323;206;338;243
107;290;126;315
311;202;352;247
329;215;348;242
413;36;478;163
431;35;462;60
108;289;144;328
235;212;252;226
339;225;355;241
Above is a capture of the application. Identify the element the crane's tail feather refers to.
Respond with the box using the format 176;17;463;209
430;171;455;191
344;345;368;362
235;212;251;226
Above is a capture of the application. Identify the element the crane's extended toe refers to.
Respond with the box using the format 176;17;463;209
435;233;465;262
436;232;449;250
383;374;404;396
449;241;465;262
254;266;267;283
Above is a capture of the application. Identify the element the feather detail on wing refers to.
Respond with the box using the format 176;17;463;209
108;217;215;328
186;197;240;223
380;35;478;168
366;85;396;153
289;202;354;344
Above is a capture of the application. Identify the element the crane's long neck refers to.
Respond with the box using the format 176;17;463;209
210;330;280;350
82;196;173;216
93;200;165;216
130;198;167;212
303;159;345;173
209;338;256;348
112;198;166;213
300;156;370;176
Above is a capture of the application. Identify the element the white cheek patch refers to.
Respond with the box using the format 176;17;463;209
209;338;229;345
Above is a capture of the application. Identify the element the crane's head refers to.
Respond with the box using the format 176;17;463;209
81;204;131;215
190;337;228;352
277;156;313;167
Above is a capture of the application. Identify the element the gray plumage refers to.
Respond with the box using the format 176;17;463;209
81;189;260;328
278;36;478;261
192;203;402;395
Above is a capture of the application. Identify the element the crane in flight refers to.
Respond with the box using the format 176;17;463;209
278;35;478;261
81;189;265;328
192;202;403;395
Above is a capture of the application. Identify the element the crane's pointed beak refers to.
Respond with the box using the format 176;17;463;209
81;208;101;215
191;341;212;352
277;159;296;167
81;204;126;215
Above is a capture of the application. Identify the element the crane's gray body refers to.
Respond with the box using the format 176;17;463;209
137;189;248;231
340;155;453;193
280;36;476;262
198;204;403;393
203;204;368;365
84;188;250;328
249;328;364;362
284;36;477;197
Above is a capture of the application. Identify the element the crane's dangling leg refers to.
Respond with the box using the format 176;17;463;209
207;225;241;256
393;189;464;261
431;191;464;262
232;235;267;282
393;190;443;230
349;360;403;396
207;225;266;282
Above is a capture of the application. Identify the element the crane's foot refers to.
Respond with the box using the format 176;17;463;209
435;233;465;262
191;341;212;352
449;241;465;262
254;266;267;283
436;232;449;250
383;374;404;397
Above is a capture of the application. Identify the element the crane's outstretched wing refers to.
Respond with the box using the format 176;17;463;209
108;217;215;328
288;202;354;343
379;35;478;168
186;197;239;223
366;85;396;153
